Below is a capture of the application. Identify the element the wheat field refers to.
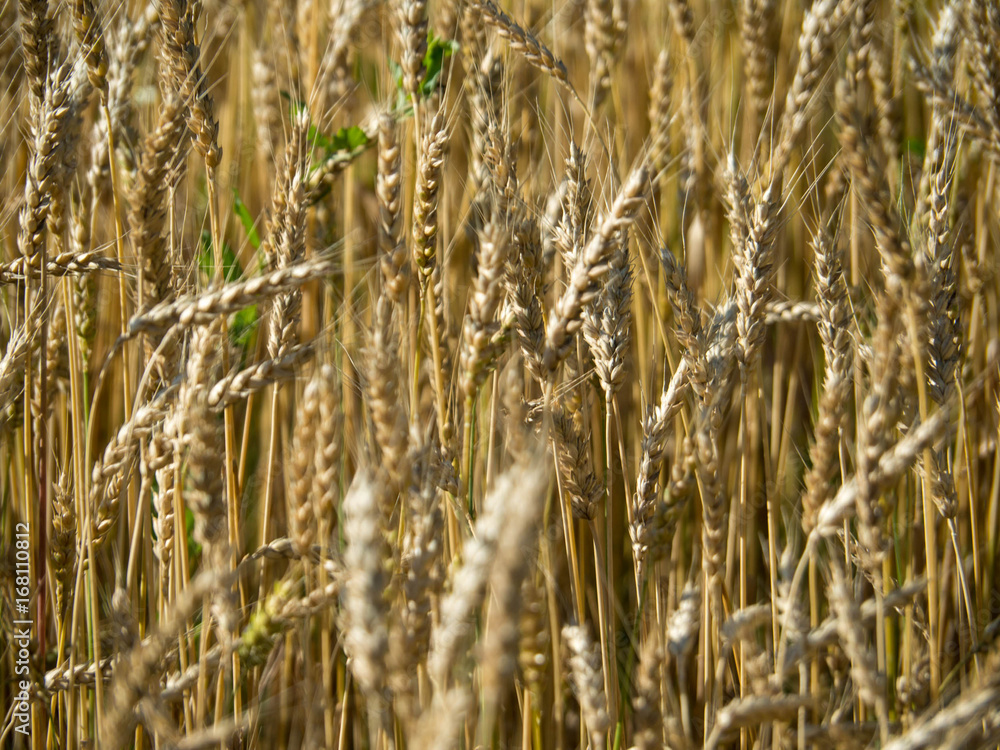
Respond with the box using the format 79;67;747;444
1;0;999;747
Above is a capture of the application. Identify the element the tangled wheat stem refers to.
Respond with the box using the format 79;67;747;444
78;90;132;740
8;0;1000;745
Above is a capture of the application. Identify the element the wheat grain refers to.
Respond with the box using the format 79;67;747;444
377;113;409;303
543;163;648;374
126;254;339;339
563;623;611;748
460;220;508;402
342;470;391;697
366;294;411;493
412;110;448;286
476;0;571;90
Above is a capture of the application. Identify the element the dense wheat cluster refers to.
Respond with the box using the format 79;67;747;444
2;0;1000;747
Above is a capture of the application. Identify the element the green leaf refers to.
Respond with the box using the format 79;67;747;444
329;125;370;152
308;123;334;151
185;508;202;560
200;231;244;284
345;125;370;150
421;32;459;98
232;190;261;250
305;120;369;161
904;137;926;161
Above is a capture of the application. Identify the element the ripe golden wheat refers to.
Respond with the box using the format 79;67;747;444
1;0;999;748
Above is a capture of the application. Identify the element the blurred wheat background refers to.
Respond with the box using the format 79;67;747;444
1;0;1000;747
